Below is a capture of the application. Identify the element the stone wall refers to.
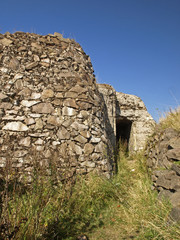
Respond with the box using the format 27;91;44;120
0;32;154;181
0;32;113;181
97;84;116;148
146;128;180;222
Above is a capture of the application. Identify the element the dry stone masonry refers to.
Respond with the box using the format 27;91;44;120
146;128;180;222
0;32;154;181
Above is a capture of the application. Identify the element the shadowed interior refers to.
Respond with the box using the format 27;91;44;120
116;118;132;150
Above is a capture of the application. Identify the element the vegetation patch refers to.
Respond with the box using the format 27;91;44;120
158;107;180;132
1;144;180;239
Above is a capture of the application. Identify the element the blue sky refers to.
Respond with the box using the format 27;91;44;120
1;0;180;121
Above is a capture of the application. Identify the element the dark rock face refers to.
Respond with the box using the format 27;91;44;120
146;128;180;222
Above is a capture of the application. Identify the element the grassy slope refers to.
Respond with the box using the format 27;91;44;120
89;151;180;240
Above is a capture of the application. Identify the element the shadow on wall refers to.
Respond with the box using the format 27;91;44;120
98;92;116;173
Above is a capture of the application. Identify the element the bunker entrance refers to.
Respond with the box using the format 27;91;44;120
116;118;132;151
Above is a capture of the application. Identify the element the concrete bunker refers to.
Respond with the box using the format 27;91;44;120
116;117;132;150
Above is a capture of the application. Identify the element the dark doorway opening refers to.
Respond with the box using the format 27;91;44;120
116;118;132;151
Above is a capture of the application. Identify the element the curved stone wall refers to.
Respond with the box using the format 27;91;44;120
0;32;113;181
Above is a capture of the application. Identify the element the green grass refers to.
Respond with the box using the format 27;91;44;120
0;158;127;240
1;148;180;240
89;150;180;240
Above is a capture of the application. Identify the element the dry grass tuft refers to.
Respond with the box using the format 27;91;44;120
158;107;180;132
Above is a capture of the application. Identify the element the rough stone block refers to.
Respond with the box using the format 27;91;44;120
32;103;54;114
3;122;29;131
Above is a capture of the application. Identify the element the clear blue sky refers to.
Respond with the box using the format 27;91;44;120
1;0;180;121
